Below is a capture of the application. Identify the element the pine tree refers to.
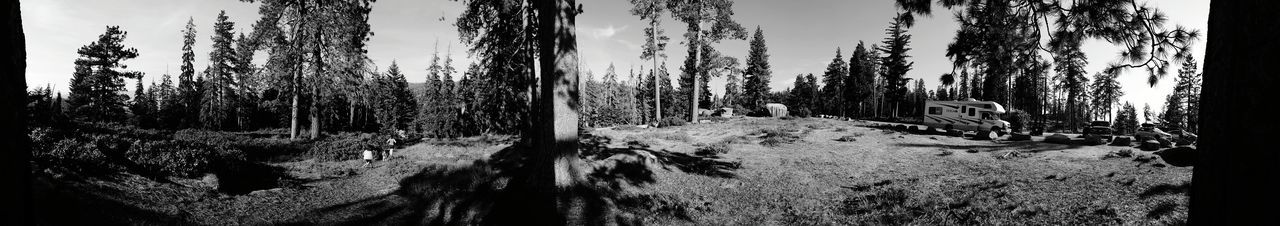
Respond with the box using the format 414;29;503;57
68;26;142;123
178;18;201;129
420;43;444;136
742;26;772;112
820;47;848;117
846;42;876;117
723;69;741;108
130;77;156;128
155;72;180;129
200;11;238;130
878;13;914;118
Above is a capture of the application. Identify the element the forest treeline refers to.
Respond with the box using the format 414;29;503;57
26;0;1205;141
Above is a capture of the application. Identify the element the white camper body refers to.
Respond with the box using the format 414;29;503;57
921;99;1011;133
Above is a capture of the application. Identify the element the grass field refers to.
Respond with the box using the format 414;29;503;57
33;117;1191;225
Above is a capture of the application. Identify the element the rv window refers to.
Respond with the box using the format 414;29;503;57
982;112;993;120
968;108;975;117
928;107;942;115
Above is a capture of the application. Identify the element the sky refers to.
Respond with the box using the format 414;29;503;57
23;0;1208;118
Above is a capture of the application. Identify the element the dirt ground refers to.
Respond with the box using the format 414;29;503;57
33;117;1191;225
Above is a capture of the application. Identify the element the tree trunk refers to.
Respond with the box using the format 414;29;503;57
652;18;661;124
310;30;323;139
1190;1;1280;224
1;1;29;224
291;84;300;139
527;0;584;224
688;10;702;124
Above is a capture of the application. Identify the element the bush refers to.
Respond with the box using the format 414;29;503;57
758;128;802;146
306;136;376;161
35;137;118;176
694;143;731;156
658;117;687;128
126;140;223;178
1002;110;1031;132
792;108;812;118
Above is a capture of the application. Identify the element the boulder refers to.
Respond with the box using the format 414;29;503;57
200;173;222;190
1007;133;1032;141
1110;136;1133;146
1154;146;1195;167
1140;140;1162;151
1045;134;1072;144
974;130;998;140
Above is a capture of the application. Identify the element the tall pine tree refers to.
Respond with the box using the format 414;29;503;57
68;26;142;123
742;26;772;113
878;13;914;118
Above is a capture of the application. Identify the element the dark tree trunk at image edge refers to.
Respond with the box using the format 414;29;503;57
1190;0;1280;224
2;1;29;224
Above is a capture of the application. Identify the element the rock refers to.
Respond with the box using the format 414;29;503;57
200;173;221;190
248;188;284;196
1154;146;1195;167
1110;136;1133;146
974;130;997;140
1140;140;1162;151
1007;133;1032;141
1118;178;1137;186
1045;134;1072;144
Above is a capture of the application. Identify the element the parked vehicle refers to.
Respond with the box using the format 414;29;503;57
1164;129;1198;144
921;99;1011;136
1083;121;1115;141
1135;123;1172;142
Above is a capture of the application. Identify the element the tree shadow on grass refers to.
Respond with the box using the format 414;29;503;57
281;133;741;225
893;140;1088;153
32;174;200;226
1139;182;1192;199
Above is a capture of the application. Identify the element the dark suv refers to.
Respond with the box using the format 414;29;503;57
1083;121;1114;141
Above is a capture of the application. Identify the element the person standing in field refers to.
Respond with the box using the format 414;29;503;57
361;143;375;168
384;136;397;161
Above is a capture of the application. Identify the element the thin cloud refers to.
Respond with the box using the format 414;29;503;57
590;24;628;39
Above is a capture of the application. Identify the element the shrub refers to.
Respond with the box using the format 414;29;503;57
1002;110;1031;132
694;143;732;156
126;140;222;178
306;136;375;161
758;128;801;147
836;135;859;142
35;138;118;175
658;117;687;128
792;108;812;118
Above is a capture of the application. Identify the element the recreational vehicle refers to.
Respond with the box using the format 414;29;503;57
921;99;1011;135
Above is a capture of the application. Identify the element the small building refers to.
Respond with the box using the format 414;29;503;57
713;108;735;118
765;103;788;117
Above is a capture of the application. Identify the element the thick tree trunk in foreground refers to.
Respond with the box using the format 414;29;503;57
2;1;29;224
1189;1;1280;224
527;0;584;224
